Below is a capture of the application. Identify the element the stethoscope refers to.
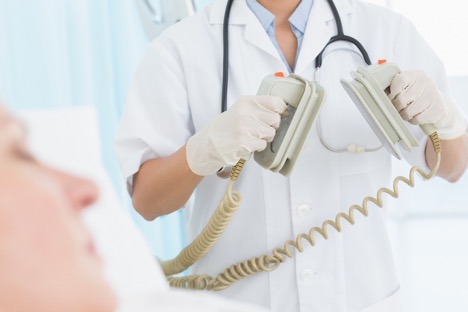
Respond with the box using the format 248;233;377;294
220;0;382;155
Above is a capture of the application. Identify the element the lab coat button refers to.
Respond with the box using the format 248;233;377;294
300;269;317;281
296;204;312;217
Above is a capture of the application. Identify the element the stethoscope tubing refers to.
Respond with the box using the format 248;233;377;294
220;0;371;113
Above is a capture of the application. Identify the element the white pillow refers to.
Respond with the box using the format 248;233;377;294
16;106;169;302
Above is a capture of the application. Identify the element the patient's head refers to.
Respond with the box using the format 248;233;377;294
0;105;116;311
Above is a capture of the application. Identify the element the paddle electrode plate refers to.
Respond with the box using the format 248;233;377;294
254;73;326;175
340;62;419;159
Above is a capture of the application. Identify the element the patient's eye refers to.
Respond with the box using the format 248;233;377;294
14;146;36;162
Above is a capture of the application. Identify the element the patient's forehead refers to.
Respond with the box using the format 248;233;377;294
0;106;15;127
0;105;8;119
0;107;27;157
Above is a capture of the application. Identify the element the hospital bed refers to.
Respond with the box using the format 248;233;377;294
16;105;267;312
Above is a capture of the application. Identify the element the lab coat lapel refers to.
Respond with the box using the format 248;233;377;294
244;12;281;62
295;0;353;74
209;0;281;63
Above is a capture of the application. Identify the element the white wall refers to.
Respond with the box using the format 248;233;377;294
389;0;468;76
363;0;468;310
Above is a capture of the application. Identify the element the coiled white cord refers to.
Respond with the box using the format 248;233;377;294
164;132;442;291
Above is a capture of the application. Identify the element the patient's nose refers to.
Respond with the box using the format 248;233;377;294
67;176;99;211
45;166;100;211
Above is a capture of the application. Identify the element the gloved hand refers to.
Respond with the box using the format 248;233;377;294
388;70;467;140
186;95;287;176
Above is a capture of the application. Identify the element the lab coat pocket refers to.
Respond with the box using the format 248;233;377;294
360;287;402;312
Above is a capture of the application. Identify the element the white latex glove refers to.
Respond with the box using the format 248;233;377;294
388;70;467;140
186;95;287;176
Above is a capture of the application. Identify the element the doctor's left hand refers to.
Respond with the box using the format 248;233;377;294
388;70;467;140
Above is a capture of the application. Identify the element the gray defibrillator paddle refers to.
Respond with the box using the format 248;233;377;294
341;62;436;159
254;73;326;175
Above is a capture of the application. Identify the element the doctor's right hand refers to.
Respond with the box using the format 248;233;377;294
186;95;287;176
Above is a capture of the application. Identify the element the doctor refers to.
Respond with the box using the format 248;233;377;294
115;0;468;311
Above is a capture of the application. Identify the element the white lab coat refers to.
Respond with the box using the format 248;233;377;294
115;0;455;311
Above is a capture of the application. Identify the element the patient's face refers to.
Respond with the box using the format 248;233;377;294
0;106;116;312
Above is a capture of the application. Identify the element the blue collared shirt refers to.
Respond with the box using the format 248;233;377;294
246;0;314;73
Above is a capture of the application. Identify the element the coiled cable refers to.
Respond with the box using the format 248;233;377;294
165;132;442;291
161;159;246;276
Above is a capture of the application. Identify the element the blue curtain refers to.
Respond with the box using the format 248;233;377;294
0;0;185;260
193;0;215;10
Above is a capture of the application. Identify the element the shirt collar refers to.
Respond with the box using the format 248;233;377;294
290;0;314;33
246;0;314;34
